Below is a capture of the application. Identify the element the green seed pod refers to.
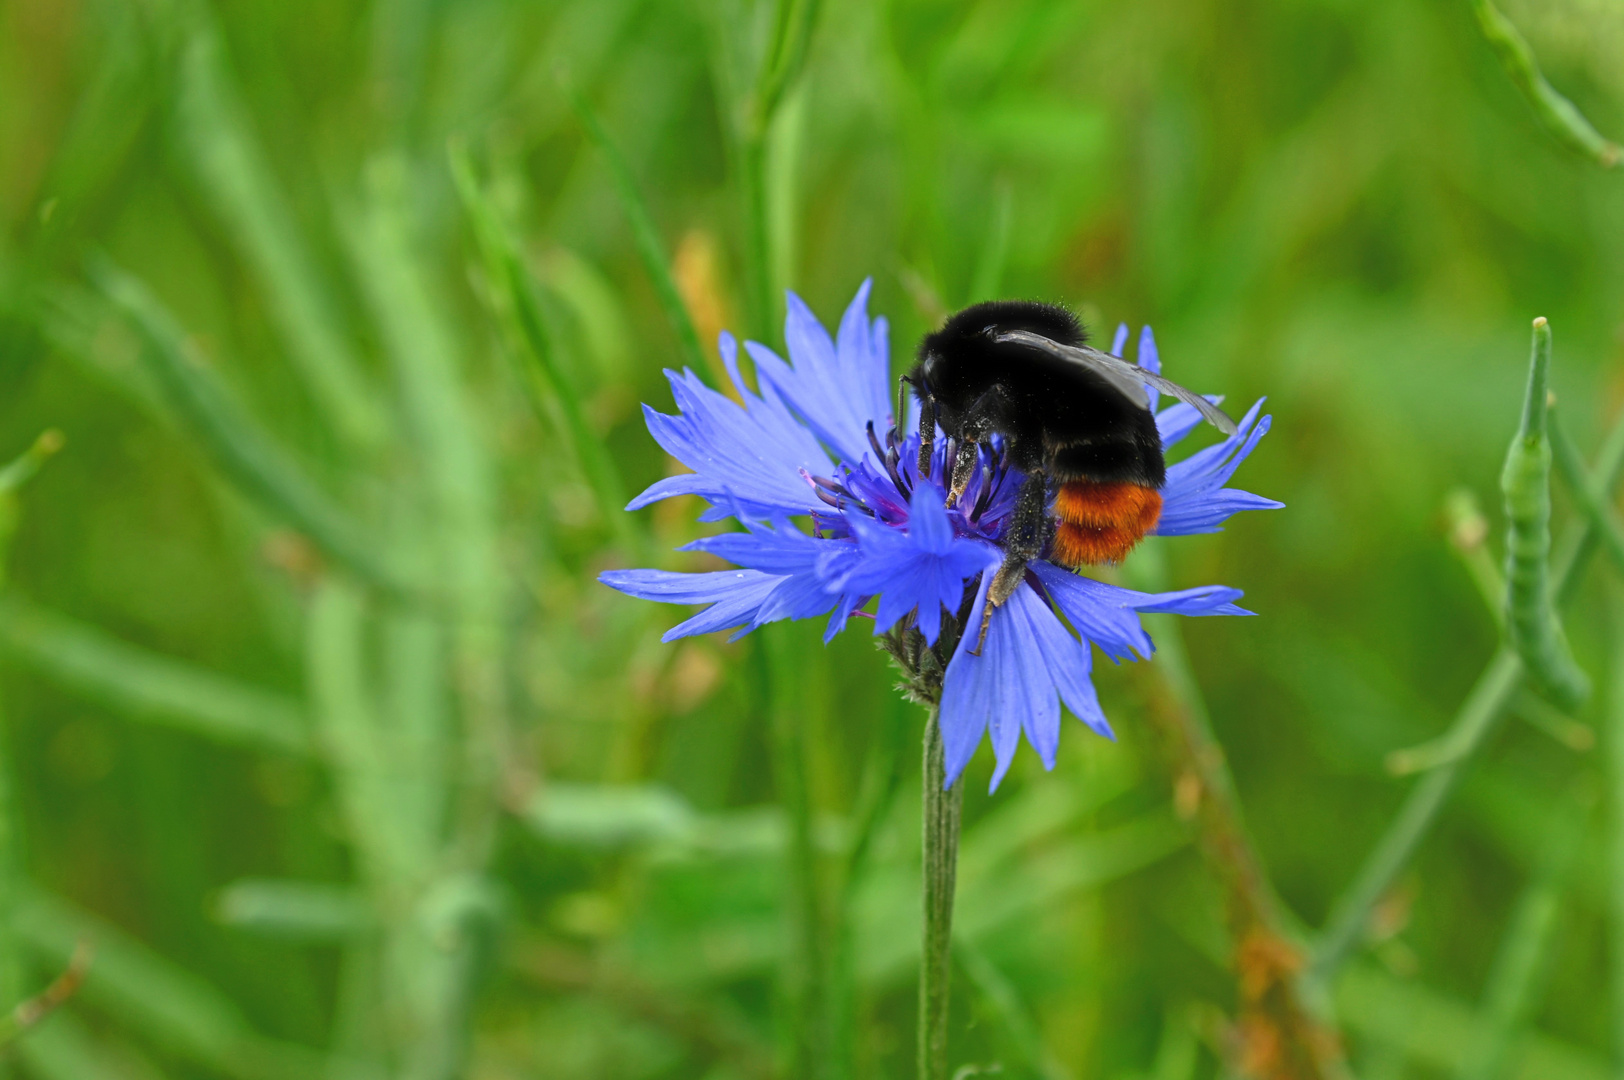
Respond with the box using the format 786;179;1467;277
1501;317;1590;711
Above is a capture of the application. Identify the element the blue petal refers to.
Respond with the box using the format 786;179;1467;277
1137;325;1161;375
680;519;823;575
600;568;784;642
940;579;1109;792
1130;584;1254;619
829;484;1000;644
1110;323;1128;357
748;280;892;465
1029;561;1154;662
1157;401;1284;536
1155;396;1226;448
629;334;834;522
1032;562;1255;663
1137;325;1160;410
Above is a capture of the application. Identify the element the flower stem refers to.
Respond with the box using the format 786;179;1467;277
918;708;963;1080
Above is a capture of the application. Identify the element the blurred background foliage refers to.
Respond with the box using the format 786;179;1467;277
0;0;1623;1077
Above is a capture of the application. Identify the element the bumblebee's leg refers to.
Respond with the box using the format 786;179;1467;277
947;387;1006;506
972;468;1049;654
916;387;937;478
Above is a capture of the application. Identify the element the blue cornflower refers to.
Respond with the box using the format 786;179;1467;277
601;281;1281;790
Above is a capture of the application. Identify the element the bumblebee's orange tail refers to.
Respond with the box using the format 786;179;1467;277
1050;481;1162;567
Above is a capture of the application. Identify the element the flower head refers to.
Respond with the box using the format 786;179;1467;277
601;282;1281;790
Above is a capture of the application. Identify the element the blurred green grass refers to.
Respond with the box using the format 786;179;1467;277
2;0;1624;1077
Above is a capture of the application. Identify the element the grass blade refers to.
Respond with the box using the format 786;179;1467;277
15;1008;161;1080
966;182;1014;304
1313;648;1521;980
307;577;412;884
91;259;413;598
1550;409;1624;576
14;888;327;1080
215;880;373;942
1458;792;1587;1080
1609;600;1624;1067
448;145;645;560
1336;964;1608;1079
562;83;710;376
174;27;389;454
344;157;509;860
0;595;307;753
956;940;1074;1080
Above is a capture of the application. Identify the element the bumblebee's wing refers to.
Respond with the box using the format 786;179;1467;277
992;329;1239;436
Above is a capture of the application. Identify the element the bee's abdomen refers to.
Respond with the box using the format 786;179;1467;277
1049;481;1162;567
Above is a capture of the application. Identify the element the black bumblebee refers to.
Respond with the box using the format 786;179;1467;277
907;300;1235;648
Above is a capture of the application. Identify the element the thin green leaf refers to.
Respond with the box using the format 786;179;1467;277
1609;601;1624;1065
966;181;1014;304
751;0;821;130
1458;792;1588;1080
306;577;416;885
215;880;373;942
14;1008;161;1080
343;157;509;855
14;888;327;1080
561;83;710;376
1444;487;1505;629
1469;0;1621;168
956;939;1075;1080
448;145;645;560
1312;649;1521;981
1550;409;1624;576
0;595;307;754
0;430;63;499
174;27;389;454
1336;964;1608;1080
91;259;414;599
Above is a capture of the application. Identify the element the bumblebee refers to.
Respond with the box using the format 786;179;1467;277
907;300;1235;649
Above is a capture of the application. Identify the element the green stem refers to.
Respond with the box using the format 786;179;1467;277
1609;597;1624;1068
1312;649;1521;982
564;83;709;377
740;131;776;343
919;710;963;1080
1469;0;1622;167
764;628;825;1079
1550;411;1624;577
1458;789;1584;1080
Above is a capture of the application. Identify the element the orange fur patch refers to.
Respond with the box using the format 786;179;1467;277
1049;481;1162;566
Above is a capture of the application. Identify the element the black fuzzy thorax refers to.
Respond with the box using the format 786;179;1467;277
909;300;1166;488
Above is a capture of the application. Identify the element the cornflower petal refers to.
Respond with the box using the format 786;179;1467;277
940;578;1109;791
1156;397;1225;447
1157;400;1284;536
830;483;999;644
1031;561;1253;663
1136;324;1162;410
629;334;833;522
747;279;892;464
1028;561;1154;661
599;568;784;642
